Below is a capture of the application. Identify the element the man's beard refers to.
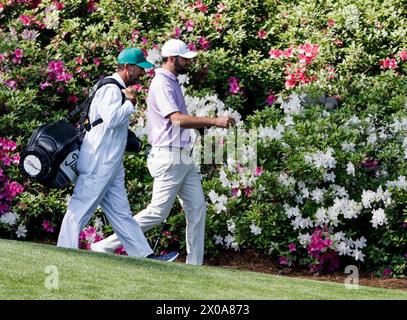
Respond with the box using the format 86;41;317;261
127;74;139;85
174;59;188;75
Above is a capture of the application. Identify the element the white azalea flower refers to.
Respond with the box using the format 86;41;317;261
16;225;27;238
227;219;236;233
352;249;365;262
249;222;262;235
371;208;388;228
213;234;223;245
0;212;17;226
337;241;352;256
346;162;355;176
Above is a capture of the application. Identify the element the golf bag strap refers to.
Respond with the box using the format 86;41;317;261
66;78;126;129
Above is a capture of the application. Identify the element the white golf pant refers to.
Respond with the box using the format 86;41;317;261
92;146;207;265
57;166;153;258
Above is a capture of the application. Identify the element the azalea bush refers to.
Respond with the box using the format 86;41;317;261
1;0;406;277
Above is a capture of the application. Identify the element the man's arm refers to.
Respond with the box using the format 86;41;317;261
168;111;235;129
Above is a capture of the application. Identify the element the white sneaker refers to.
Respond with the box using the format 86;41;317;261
90;242;114;254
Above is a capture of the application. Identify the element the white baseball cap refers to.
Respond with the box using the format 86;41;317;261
161;39;198;59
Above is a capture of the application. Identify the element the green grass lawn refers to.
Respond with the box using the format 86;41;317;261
0;239;406;300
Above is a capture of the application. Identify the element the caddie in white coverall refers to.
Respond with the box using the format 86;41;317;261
57;48;156;258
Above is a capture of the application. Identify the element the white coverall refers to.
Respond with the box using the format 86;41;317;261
57;73;154;258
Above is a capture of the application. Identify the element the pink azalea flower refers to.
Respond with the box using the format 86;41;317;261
87;0;97;13
228;77;240;94
244;187;253;197
56;86;65;94
236;163;244;173
254;166;263;176
19;14;31;26
266;94;276;106
194;0;208;13
39;82;52;90
173;26;181;38
131;83;143;92
185;20;194;32
146;69;155;78
327;19;335;27
231;188;241;198
217;3;225;12
42;220;54;233
258;29;267;39
114;246;127;255
12;154;20;164
379;57;397;69
54;1;64;10
288;243;296;252
93;58;101;67
268;49;283;59
131;29;140;42
188;43;197;52
141;37;148;45
399;50;407;62
279;256;289;265
4;80;17;90
68;95;78;104
198;37;210;50
285;73;297;89
382;268;392;278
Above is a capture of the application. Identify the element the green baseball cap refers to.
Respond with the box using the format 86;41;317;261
117;48;154;69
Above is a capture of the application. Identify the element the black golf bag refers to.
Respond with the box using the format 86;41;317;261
19;78;142;189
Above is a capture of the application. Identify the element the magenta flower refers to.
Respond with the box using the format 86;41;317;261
185;20;194;32
42;220;54;233
198;37;210;50
279;256;289;266
130;83;143;92
146;69;155;78
131;29;140;42
68;95;78;104
254;166;263;176
188;42;197;52
13;48;23;64
141;37;148;45
87;0;97;13
258;29;267;39
19;14;31;26
228;77;241;94
114;246;127;255
39;82;52;90
244;187;253;197
399;50;407;62
382;268;392;278
4;80;17;90
55;1;64;10
93;58;101;67
173;26;181;38
266;94;276;106
231;188;241;198
288;243;296;252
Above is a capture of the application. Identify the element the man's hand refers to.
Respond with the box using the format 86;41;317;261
122;88;137;105
215;116;236;129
